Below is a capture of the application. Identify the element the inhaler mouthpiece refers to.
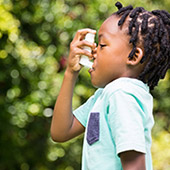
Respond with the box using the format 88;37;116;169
79;33;95;68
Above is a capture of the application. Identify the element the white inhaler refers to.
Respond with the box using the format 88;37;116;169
79;33;95;68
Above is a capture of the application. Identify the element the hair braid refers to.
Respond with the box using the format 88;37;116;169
129;22;139;45
118;10;131;26
152;10;170;25
141;14;151;34
115;4;133;15
128;8;144;36
115;1;123;10
129;7;144;18
150;18;159;44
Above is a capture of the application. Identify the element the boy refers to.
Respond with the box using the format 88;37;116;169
51;2;170;170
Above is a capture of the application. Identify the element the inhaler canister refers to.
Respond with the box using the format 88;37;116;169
79;33;95;68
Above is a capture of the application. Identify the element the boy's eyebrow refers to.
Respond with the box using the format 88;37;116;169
98;34;103;42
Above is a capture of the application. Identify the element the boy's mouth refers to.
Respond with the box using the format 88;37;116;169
88;67;95;74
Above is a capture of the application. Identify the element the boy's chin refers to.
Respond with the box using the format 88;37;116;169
91;80;105;88
91;80;98;88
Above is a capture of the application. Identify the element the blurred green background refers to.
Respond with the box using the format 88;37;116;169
0;0;170;169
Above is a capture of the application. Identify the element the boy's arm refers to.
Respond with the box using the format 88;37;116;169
120;151;146;170
50;29;96;142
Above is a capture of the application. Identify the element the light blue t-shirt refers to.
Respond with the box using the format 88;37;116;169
73;78;154;170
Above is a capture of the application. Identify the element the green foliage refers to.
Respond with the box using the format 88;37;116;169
0;0;170;169
152;129;170;170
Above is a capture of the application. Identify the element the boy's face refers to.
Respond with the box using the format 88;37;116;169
90;15;133;88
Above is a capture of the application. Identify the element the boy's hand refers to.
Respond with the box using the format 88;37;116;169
67;28;96;72
51;29;96;143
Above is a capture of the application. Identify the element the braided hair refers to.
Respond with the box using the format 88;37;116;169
114;2;170;90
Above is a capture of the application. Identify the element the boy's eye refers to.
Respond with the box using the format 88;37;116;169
100;44;106;48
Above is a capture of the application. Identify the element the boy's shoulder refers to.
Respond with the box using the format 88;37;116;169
103;77;150;97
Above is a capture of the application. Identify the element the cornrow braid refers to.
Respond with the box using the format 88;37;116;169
114;2;170;90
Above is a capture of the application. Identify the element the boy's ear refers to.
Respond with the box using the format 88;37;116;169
127;47;143;66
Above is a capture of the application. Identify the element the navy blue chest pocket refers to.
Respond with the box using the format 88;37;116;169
86;112;100;145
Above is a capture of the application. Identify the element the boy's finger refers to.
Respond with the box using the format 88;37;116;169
92;47;97;54
77;40;96;48
75;48;93;57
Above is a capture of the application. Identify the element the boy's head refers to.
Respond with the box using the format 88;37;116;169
114;2;170;89
91;2;170;89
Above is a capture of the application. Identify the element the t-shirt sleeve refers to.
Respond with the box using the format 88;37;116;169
108;90;146;156
73;95;94;127
73;89;103;127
